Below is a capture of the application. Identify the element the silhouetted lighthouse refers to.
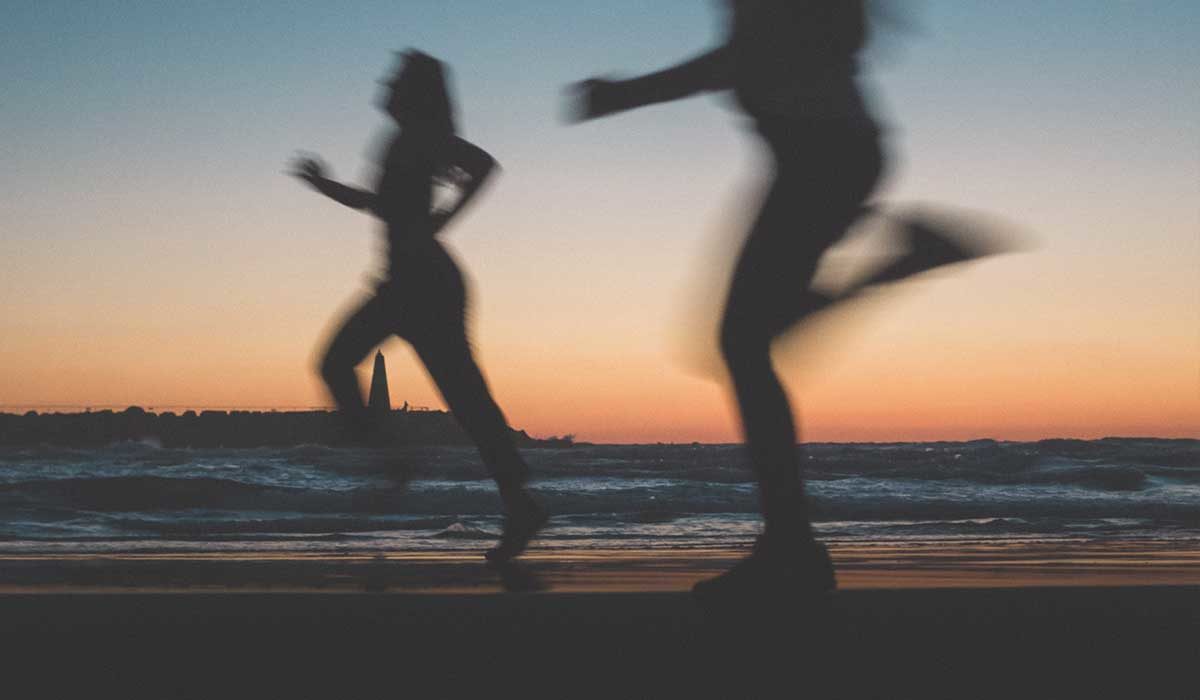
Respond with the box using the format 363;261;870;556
367;351;391;415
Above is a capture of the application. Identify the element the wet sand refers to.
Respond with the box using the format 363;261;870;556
5;542;1198;698
2;539;1198;592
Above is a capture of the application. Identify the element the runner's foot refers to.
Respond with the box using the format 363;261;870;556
865;208;1017;287
485;494;547;564
693;535;835;606
490;559;549;592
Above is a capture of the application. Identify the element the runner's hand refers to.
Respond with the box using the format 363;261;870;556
565;78;625;122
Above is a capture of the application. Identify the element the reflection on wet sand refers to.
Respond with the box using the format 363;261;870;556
2;539;1196;593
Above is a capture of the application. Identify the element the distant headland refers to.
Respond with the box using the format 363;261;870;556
0;352;572;448
0;406;572;449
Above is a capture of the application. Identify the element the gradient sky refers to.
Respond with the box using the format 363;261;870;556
3;1;1198;442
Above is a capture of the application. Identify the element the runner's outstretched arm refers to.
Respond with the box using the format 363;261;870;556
568;47;731;121
290;154;377;211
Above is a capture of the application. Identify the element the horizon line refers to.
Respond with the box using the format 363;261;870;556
1;406;1195;446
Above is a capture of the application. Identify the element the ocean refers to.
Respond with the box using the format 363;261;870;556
1;439;1196;554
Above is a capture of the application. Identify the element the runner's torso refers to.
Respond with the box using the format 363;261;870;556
374;132;443;275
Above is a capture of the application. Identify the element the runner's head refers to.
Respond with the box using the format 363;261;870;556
379;50;457;135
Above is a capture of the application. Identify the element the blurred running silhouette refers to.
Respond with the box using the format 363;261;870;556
292;51;545;563
568;1;1002;603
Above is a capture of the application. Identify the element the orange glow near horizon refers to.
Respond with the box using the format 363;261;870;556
3;220;1198;443
3;220;1199;443
4;301;1196;443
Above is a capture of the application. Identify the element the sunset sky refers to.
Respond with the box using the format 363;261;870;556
3;1;1198;442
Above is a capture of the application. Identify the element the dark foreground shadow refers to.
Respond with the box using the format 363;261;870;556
6;588;1196;698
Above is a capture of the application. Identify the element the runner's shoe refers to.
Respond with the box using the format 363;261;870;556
485;495;548;564
693;535;836;607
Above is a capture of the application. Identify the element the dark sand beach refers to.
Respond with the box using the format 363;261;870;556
7;587;1197;698
6;543;1198;698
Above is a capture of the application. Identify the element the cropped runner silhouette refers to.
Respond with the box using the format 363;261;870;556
568;1;998;603
292;51;545;564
